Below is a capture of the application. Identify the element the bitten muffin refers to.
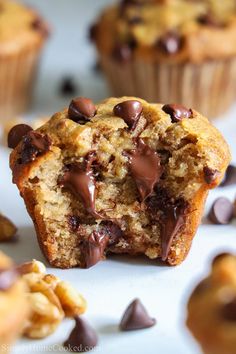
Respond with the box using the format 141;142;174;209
187;253;236;354
0;0;49;120
0;251;28;354
91;0;236;118
10;97;230;268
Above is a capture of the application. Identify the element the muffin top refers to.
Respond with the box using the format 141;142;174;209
187;253;236;353
0;0;48;54
92;0;236;63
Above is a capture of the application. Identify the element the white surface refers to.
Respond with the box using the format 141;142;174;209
1;1;236;353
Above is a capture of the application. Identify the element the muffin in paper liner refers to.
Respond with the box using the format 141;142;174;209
92;0;236;119
0;0;49;121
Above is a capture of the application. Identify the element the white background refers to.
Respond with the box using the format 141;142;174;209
1;1;236;353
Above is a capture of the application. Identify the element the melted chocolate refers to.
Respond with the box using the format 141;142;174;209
126;139;163;201
20;131;51;164
82;231;109;268
113;100;143;130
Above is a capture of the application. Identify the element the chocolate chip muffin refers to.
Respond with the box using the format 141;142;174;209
0;0;49;120
0;251;28;354
91;0;236;118
10;97;230;268
187;253;236;354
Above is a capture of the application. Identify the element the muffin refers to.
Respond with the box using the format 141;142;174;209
0;0;49;121
91;0;236;118
0;251;28;354
187;253;236;354
9;96;230;268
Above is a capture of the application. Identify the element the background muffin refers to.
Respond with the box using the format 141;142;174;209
91;0;236;119
0;0;49;121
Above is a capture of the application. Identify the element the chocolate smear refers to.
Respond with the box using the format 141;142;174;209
8;124;33;149
208;197;233;225
64;316;98;352
125;139;163;201
20;131;51;164
120;298;156;331
162;104;192;122
0;268;18;291
113;100;143;130
59;153;101;218
68;97;96;124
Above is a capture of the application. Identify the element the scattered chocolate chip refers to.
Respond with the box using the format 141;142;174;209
68;97;96;124
157;32;184;55
220;165;236;187
120;298;156;331
125;139;163;201
147;188;188;261
7;124;33;149
59;154;101;218
68;215;81;232
112;44;132;63
99;220;124;246
208;197;234;225
20;131;51;164
221;297;236;321
0;269;18;291
162;104;192;122
82;231;109;268
60;77;77;96
31;17;50;37
113;100;143;130
64;316;98;352
203;166;220;185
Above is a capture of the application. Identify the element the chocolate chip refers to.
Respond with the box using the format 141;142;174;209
221;297;236;321
120;298;156;331
99;220;124;246
157;32;184;55
147;188;188;260
162;104;192;122
59;154;101;218
208;197;234;225
197;13;224;27
125;139;163;201
220;165;236;187
203;166;220;185
0;269;18;291
8;124;33;149
68;215;81;232
20;131;51;164
82;231;109;268
64;316;98;352
89;23;98;42
112;44;132;63
68;97;96;124
60;77;77;96
113;100;143;130
31;17;50;37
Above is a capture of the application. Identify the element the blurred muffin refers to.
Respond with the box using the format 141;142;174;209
0;251;28;354
0;0;49;121
187;253;236;354
91;0;236;118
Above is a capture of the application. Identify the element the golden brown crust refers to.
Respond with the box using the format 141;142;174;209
10;97;230;268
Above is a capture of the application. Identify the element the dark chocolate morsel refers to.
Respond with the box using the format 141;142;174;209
203;166;220;185
31;17;50;37
197;13;224;28
157;32;184;55
126;139;163;201
99;220;124;246
68;215;81;232
68;97;96;124
60;77;77;96
59;153;101;218
162;104;192;122
208;197;233;225
220;165;236;187
82;231;109;268
221;297;236;322
0;268;18;291
113;100;143;130
20;131;51;164
120;298;156;331
8;124;33;149
89;23;98;42
64;316;98;352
